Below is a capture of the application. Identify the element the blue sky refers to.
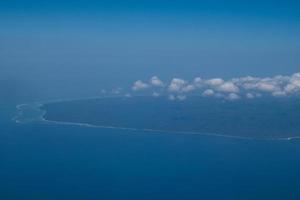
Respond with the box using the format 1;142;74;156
1;0;300;101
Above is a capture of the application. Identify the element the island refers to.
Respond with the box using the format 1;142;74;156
40;96;300;139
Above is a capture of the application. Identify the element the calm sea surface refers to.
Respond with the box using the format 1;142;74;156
1;103;300;199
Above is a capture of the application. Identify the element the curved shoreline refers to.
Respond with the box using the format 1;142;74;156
13;96;300;141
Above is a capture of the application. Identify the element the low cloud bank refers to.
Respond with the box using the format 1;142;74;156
130;73;300;101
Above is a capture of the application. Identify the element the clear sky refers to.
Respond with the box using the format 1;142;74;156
1;0;300;102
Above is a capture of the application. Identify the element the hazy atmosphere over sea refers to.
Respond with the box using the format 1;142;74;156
1;1;300;199
1;0;300;103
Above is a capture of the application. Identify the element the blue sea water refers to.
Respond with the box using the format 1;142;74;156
2;103;300;199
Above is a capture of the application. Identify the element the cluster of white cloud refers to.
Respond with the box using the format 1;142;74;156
132;80;149;91
150;76;164;87
168;78;187;92
132;76;165;91
130;73;300;101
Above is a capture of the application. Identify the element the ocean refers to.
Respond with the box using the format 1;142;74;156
1;102;300;199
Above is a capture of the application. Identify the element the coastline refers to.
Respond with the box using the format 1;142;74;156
13;96;300;141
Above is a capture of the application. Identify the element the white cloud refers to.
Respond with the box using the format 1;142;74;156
132;80;149;91
284;73;300;93
150;76;164;87
129;72;300;100
242;82;258;90
205;78;224;87
202;89;214;97
232;76;260;84
285;84;296;93
193;77;203;87
226;93;240;101
256;81;279;92
182;84;196;93
168;78;186;92
216;82;239;93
